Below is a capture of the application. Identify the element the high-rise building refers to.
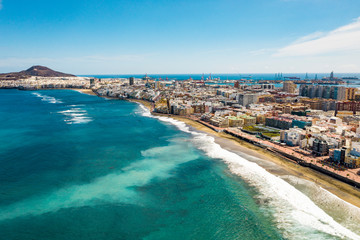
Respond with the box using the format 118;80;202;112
336;87;346;101
309;86;316;98
299;84;354;101
330;71;334;81
322;86;331;99
234;81;240;89
283;81;296;93
90;78;95;87
315;85;323;98
155;81;161;89
346;88;356;100
129;77;134;86
299;85;308;97
313;139;329;156
237;93;258;107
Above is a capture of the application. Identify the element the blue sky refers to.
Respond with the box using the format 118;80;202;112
0;0;360;74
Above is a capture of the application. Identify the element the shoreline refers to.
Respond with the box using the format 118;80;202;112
127;98;360;208
71;88;98;96
167;115;360;208
15;88;359;208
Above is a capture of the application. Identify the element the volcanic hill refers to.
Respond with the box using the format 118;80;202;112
0;66;76;80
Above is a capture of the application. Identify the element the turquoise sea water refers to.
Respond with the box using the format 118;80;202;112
0;89;359;240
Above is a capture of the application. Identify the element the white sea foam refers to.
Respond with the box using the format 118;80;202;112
58;108;92;124
137;104;191;133
138;104;152;117
192;134;360;239
32;92;92;124
281;175;360;234
0;144;198;221
68;104;84;107
32;92;63;104
137;104;360;240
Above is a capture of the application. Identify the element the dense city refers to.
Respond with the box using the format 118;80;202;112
1;73;360;186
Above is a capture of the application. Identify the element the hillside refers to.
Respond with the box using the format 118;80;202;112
0;66;76;80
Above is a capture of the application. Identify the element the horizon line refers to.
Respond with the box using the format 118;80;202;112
77;72;360;76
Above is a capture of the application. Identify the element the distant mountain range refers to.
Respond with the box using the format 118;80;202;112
0;66;76;80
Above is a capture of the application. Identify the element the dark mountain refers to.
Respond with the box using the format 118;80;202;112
0;66;76;80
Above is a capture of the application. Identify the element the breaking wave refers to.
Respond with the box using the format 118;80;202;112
138;103;360;240
58;107;93;124
32;92;63;104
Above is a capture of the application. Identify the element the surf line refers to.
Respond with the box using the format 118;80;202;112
137;102;360;240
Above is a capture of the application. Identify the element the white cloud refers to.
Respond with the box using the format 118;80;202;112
275;17;360;57
292;31;325;44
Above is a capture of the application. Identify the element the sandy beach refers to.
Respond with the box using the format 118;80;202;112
72;88;98;96
125;98;360;209
67;93;360;210
176;116;360;208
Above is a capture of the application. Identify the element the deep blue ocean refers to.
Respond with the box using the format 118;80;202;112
0;89;359;240
81;73;360;88
81;73;360;81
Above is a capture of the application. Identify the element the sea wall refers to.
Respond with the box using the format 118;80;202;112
224;129;360;189
308;164;360;188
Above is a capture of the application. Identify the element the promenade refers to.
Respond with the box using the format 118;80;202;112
186;116;360;188
227;127;360;186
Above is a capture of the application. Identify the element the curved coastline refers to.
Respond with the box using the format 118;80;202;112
30;89;360;209
4;88;360;238
125;98;360;209
131;99;360;239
